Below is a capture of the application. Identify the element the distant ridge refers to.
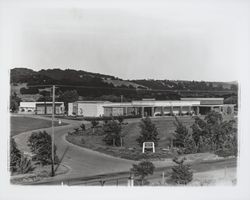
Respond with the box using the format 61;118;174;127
10;67;238;102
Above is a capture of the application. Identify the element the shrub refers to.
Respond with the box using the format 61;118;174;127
130;160;155;185
80;123;86;131
191;112;237;154
171;157;193;185
103;120;122;146
173;116;189;148
183;132;197;154
196;136;211;153
136;117;159;147
74;128;79;133
10;138;21;173
117;116;124;124
16;155;34;174
28;131;59;166
91;120;99;134
91;120;99;128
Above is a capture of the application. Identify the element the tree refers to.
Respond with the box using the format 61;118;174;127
37;92;52;102
204;110;222;125
224;96;237;105
10;137;21;173
80;123;86;131
28;131;58;165
191;111;237;155
215;119;238;157
103;120;122;146
58;90;79;111
183;131;197;154
130;160;155;185
191;117;208;146
173;116;188;148
10;138;34;174
136;117;159;147
196;136;211;153
230;84;238;91
10;92;21;112
117;116;124;124
171;157;193;185
91;120;99;134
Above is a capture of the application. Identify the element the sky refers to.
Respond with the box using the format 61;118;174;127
1;0;249;81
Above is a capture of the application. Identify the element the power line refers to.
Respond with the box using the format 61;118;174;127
24;84;237;94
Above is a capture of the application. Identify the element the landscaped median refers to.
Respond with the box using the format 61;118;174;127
65;113;237;161
65;118;179;161
66;133;173;160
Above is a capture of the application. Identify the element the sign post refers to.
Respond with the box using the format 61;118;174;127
142;142;155;153
128;174;134;187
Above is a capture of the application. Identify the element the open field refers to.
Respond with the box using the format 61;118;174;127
11;116;67;136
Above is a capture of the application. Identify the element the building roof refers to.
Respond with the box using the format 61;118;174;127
198;104;235;107
181;98;224;100
20;102;64;107
19;102;37;107
103;100;201;108
76;101;111;104
36;102;64;106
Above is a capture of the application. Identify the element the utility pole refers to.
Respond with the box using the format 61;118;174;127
51;85;55;177
120;95;123;103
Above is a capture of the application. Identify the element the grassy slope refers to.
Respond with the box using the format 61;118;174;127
66;115;236;160
122;117;195;148
11;116;67;136
66;117;196;160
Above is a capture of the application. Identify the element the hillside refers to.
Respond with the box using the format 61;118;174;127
10;68;238;102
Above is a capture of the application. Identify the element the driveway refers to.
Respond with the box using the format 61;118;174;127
12;115;235;182
13;115;134;180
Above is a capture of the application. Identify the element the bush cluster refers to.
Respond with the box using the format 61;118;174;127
173;111;237;157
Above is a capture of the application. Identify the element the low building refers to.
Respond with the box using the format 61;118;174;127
68;101;112;117
180;98;235;115
19;102;65;115
68;98;235;117
18;102;36;114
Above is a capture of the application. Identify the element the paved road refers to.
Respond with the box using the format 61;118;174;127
32;157;236;185
13;115;134;180
13;115;237;183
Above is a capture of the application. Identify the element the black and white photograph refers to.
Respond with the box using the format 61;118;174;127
0;0;250;199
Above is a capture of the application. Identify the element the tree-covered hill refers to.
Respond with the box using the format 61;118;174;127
10;68;238;103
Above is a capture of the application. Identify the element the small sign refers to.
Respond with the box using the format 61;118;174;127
142;142;155;153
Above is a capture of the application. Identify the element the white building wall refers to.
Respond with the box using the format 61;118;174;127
19;102;36;114
96;105;105;117
78;104;98;117
68;103;73;116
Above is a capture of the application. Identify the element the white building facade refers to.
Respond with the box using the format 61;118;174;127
19;102;65;115
68;98;235;117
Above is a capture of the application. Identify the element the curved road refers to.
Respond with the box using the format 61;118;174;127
13;115;135;180
13;115;236;183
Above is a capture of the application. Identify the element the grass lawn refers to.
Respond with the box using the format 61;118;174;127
66;115;237;161
11;116;67;136
66;116;197;160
